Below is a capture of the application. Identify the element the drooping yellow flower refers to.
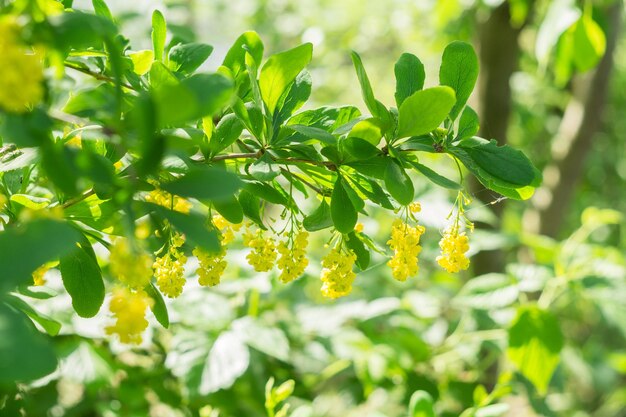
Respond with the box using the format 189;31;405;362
0;18;43;113
277;231;309;283
212;214;242;245
109;238;153;289
145;184;192;213
32;265;48;286
243;228;277;272
105;287;153;345
154;234;187;298
192;215;241;287
436;227;470;273
193;247;227;287
409;202;421;213
387;219;426;281
320;248;357;299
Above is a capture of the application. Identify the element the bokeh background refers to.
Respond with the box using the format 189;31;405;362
14;1;626;416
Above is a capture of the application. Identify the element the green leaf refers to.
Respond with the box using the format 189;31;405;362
450;146;539;200
350;51;390;122
59;240;105;318
152;9;167;61
456;106;480;141
10;194;50;210
340;137;381;162
209;113;244;155
242;181;288;206
394;53;425;108
213;196;244;224
345;232;370;270
250;153;280;181
408;391;436;417
91;0;114;21
0;304;58;383
303;200;333;231
239;190;264;228
397;86;456;139
223;31;264;77
4;295;62;336
146;283;169;328
154;73;234;127
458;139;537;186
161;167;241;201
50;11;116;52
507;306;563;394
384;159;414;205
168;43;214;75
275;70;312;123
129;50;154;76
439;41;479;120
406;160;461;190
572;14;606;72
0;220;81;292
287;125;337;146
259;43;313;115
348;117;386;146
147;204;221;252
331;177;357;234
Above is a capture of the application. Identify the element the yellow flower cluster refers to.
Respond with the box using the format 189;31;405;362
0;18;43;113
277;231;309;283
387;219;426;281
243;228;277;272
105;287;153;345
154;234;187;298
437;227;470;273
193;247;227;287
212;214;241;245
32;265;48;286
146;185;191;214
193;215;240;286
109;238;153;288
320;248;357;299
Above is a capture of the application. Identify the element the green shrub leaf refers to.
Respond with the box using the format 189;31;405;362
439;41;479;120
397;86;456;139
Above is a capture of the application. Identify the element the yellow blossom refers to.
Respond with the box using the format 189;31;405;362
277;231;309;283
436;227;470;273
387;218;426;281
409;202;421;213
154;234;187;298
105;287;153;344
109;238;153;288
243;228;277;272
354;223;364;233
213;214;242;245
32;265;48;286
0;18;44;113
145;185;191;214
320;248;357;299
193;247;227;287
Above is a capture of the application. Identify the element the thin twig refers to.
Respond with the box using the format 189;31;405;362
212;151;261;161
61;189;96;209
65;62;135;91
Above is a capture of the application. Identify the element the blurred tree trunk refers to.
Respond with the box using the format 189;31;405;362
471;2;529;275
527;3;623;238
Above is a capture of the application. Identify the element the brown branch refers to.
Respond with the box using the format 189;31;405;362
65;62;135;91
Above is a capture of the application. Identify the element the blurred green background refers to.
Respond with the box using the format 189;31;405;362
9;0;626;416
